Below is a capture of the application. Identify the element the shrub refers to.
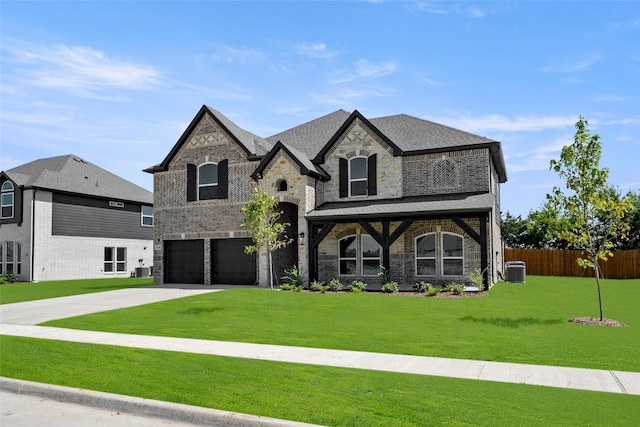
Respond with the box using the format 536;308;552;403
381;281;399;293
467;268;487;291
443;282;466;295
327;279;343;292
377;265;391;284
414;281;433;293
350;280;367;292
281;265;303;288
2;272;18;283
309;280;325;292
427;288;440;297
280;284;294;291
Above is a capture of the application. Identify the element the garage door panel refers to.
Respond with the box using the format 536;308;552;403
165;240;204;284
212;239;256;285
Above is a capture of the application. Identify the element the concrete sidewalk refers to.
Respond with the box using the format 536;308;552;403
1;285;639;425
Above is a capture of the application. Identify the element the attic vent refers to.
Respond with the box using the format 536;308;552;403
109;201;124;208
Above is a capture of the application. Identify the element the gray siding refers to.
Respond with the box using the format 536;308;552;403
52;193;153;240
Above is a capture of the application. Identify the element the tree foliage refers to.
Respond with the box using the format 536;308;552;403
548;116;631;320
241;185;292;290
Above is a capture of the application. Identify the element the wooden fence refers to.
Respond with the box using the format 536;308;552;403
504;248;640;279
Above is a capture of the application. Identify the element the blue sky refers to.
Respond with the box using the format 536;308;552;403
1;1;638;217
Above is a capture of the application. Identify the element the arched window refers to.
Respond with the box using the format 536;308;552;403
415;233;436;276
338;235;357;275
361;235;381;276
276;179;288;191
442;233;464;276
349;157;367;196
198;163;218;200
1;181;14;219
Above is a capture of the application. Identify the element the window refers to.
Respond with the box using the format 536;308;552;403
198;163;218;200
1;181;14;219
415;233;436;276
0;241;21;276
442;233;464;276
104;247;126;274
339;154;377;198
276;179;288;191
361;235;381;276
338;235;357;275
349;157;367;196
141;205;154;226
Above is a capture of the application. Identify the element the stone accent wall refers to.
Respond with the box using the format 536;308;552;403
321;118;402;203
402;148;490;197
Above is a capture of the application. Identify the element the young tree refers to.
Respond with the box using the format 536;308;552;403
549;116;631;321
241;185;292;290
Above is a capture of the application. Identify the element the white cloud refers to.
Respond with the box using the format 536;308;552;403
433;114;577;133
538;54;602;73
356;59;397;79
294;42;337;60
210;45;265;63
466;6;486;18
3;41;161;97
416;2;448;14
505;137;569;173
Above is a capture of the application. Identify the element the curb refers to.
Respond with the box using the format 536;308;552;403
0;377;323;427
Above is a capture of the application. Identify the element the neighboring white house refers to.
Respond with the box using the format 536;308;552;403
0;155;154;282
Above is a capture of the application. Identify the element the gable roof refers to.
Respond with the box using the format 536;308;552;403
146;106;507;183
251;140;329;181
3;155;153;204
265;109;351;159
145;105;272;173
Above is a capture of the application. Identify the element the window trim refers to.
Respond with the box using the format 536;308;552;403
348;156;368;197
415;233;437;277
141;205;154;227
104;246;127;275
197;162;219;200
361;234;381;276
441;232;464;276
1;181;14;219
338;235;357;276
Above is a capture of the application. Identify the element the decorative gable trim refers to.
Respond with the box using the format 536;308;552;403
312;110;403;165
145;105;257;173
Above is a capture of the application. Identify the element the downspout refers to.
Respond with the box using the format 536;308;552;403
30;188;37;282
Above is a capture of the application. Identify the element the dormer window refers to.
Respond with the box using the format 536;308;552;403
276;179;288;191
1;181;14;219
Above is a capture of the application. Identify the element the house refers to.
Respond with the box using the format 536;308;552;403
145;106;507;289
0;155;154;282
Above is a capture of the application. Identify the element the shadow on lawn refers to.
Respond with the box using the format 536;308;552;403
178;306;223;315
459;315;564;329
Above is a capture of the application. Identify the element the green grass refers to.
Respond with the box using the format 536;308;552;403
1;335;638;427
0;277;153;304
44;276;640;372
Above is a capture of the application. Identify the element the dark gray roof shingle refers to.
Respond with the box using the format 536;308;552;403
4;155;153;204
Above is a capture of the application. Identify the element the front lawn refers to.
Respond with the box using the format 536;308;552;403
1;335;638;427
44;276;640;372
0;277;153;304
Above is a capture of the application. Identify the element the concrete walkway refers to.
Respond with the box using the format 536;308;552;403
1;285;639;425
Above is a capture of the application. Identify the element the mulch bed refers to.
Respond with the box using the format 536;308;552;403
569;317;628;327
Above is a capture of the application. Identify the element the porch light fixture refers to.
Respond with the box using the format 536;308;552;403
298;232;305;245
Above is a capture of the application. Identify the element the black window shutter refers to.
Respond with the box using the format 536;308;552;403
217;159;228;199
367;154;377;195
187;163;197;201
339;157;348;198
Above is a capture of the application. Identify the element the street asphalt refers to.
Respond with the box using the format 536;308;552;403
1;284;639;426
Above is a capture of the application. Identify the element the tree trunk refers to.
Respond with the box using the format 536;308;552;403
594;256;604;321
268;249;273;290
